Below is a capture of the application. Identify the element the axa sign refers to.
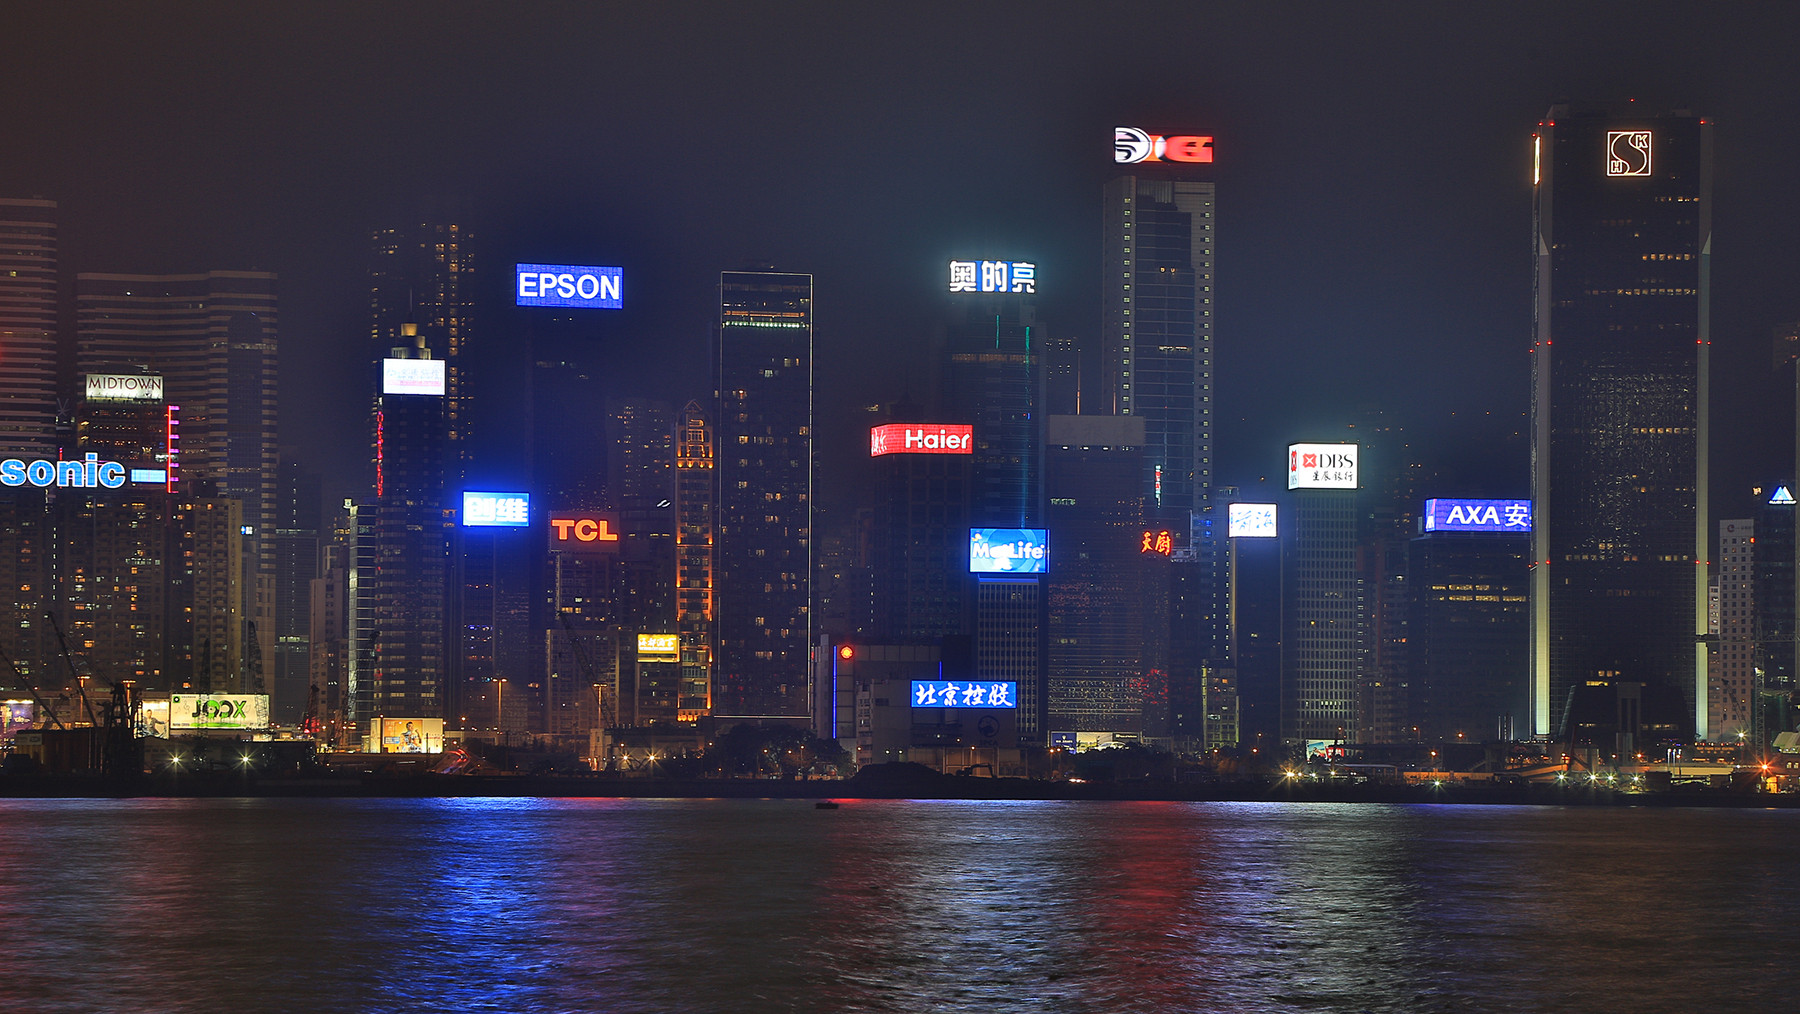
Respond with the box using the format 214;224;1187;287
1115;127;1214;164
869;423;974;456
549;514;622;553
1423;498;1532;534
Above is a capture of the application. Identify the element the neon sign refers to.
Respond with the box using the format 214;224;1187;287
949;260;1035;294
515;263;623;309
0;454;126;489
910;680;1017;709
1140;530;1174;555
1114;127;1214;164
1606;131;1652;176
970;528;1048;574
869;424;973;456
1423;498;1532;533
462;491;530;527
548;514;621;551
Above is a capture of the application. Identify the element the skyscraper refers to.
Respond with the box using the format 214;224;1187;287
1530;104;1711;740
674;401;715;717
0;198;60;458
714;270;812;718
940;276;1043;529
1713;518;1755;737
368;219;475;479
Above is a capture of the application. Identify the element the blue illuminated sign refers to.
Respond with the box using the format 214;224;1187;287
515;263;623;309
1423;498;1532;533
948;260;1036;294
0;454;126;489
970;528;1049;574
130;468;167;485
462;491;531;527
911;680;1018;709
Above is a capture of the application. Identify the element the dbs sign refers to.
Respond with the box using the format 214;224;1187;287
1115;126;1214;164
548;514;622;554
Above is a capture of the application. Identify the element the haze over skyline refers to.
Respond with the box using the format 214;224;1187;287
5;1;1797;516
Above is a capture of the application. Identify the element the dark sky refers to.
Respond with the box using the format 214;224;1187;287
6;2;1799;521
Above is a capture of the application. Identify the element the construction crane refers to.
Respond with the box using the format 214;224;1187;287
46;611;98;727
43;612;141;775
0;640;66;731
557;611;617;730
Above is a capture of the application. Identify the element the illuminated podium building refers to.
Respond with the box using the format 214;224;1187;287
1530;104;1710;741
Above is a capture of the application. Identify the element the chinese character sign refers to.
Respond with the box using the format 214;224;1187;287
1228;502;1278;538
1140;530;1174;555
910;680;1018;709
948;260;1036;294
462;491;531;527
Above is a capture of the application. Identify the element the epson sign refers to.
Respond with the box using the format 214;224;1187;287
515;263;623;309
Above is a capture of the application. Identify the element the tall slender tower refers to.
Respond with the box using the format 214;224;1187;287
1530;104;1711;740
674;401;715;718
368;219;474;480
714;270;813;718
0;198;60;458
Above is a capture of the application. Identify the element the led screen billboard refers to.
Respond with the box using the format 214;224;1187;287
910;680;1018;709
637;634;680;661
1288;443;1358;490
136;699;171;739
515;263;623;309
869;423;973;456
84;374;164;401
1;701;34;739
1114;127;1215;164
462;491;530;527
1228;503;1278;538
375;717;444;754
1423;498;1532;533
382;358;446;396
169;694;270;730
969;528;1048;574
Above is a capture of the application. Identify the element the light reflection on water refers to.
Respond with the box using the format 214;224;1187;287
1;798;1796;1013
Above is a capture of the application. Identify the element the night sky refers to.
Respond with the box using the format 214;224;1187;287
7;2;1798;520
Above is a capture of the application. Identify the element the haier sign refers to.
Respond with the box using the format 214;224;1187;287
515;263;623;309
869;423;973;456
969;528;1048;574
1423;498;1532;533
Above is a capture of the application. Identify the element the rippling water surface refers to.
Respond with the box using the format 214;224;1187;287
2;798;1796;1012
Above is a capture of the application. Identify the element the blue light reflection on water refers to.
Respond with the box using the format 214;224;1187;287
2;798;1798;1013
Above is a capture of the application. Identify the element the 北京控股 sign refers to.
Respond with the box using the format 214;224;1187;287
548;514;621;553
1114;127;1214;164
870;424;973;457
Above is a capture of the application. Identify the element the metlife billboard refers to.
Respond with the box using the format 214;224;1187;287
515;263;623;309
1288;443;1359;490
869;423;973;456
969;528;1048;575
383;358;446;396
1423;498;1532;534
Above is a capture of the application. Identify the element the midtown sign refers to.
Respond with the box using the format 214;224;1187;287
869;424;974;456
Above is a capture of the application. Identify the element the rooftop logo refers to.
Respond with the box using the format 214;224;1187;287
870;423;973;456
1115;127;1214;164
1606;131;1652;176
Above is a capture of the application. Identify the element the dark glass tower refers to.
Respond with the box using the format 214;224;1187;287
1530;104;1711;740
714;270;812;718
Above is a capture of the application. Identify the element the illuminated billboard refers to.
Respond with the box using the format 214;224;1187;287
910;680;1018;709
1;453;127;490
374;717;444;754
1606;130;1652;176
169;694;270;730
547;513;621;552
1228;503;1278;538
1288;443;1358;490
382;358;446;396
84;374;164;402
515;263;623;309
462;491;530;527
637;634;680;661
949;260;1035;294
130;468;168;485
1114;127;1214;164
1;701;34;738
1423;498;1532;534
869;423;973;456
1140;530;1174;555
970;528;1048;574
136;699;170;739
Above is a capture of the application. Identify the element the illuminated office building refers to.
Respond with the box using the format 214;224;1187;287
1407;523;1530;743
1754;488;1795;743
1712;518;1754;738
368;219;474;479
714;270;812;718
868;406;973;643
940;282;1042;529
0;198;60;458
1530;104;1710;740
674;401;715;717
1283;446;1360;745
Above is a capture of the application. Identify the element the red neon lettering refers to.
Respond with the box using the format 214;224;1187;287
550;518;576;540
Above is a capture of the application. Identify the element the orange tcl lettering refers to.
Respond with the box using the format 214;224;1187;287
550;517;619;542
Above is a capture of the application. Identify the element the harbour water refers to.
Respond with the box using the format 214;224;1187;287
2;798;1795;1012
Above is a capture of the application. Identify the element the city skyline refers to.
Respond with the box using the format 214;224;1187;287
4;4;1796;519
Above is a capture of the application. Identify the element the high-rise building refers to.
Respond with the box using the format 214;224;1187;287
674;401;715;718
368;219;474;479
1283;443;1361;745
272;458;321;724
1102;153;1215;516
714;270;812;718
868;410;973;643
1713;518;1755;737
1529;104;1711;740
75;270;280;688
941;283;1042;529
1755;487;1796;745
1407;522;1530;742
0;198;60;458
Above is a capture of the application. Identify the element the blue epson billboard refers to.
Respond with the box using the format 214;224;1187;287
1423;498;1532;533
911;680;1018;709
969;528;1048;574
515;263;623;309
462;491;531;527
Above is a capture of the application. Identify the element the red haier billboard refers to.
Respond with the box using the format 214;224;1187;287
869;424;974;457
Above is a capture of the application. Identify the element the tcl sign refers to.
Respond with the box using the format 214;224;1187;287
548;515;621;553
1115;127;1214;164
870;424;974;457
1288;443;1359;490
